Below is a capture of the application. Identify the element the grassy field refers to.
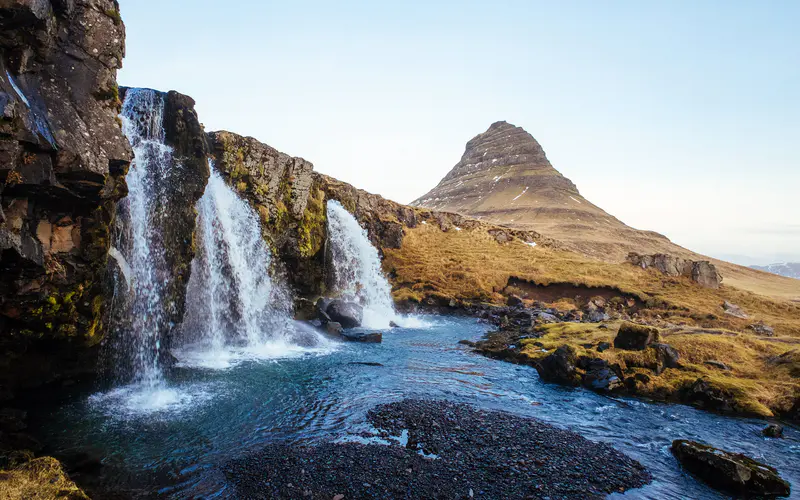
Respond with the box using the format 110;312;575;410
384;223;800;336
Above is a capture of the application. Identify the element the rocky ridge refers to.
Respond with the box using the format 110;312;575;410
0;0;131;393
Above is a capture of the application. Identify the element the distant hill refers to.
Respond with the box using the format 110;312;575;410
751;263;800;280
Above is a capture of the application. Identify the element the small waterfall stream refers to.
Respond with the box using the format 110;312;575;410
177;167;328;368
112;89;174;387
326;200;415;329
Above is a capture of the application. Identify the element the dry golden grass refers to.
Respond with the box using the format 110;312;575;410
0;457;88;499
519;322;799;417
385;224;800;336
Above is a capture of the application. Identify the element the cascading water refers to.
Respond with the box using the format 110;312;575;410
326;200;416;329
91;88;195;416
177;166;329;368
112;89;173;386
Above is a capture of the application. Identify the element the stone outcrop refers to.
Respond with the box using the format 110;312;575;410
535;345;580;386
671;440;790;498
0;0;132;393
722;300;748;319
627;253;722;288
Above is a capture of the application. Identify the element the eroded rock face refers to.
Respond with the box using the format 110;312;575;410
627;253;722;288
0;0;131;392
671;440;790;498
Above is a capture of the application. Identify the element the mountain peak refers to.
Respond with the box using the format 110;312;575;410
412;121;578;212
412;122;681;261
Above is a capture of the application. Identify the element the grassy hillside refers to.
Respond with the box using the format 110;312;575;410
384;223;800;336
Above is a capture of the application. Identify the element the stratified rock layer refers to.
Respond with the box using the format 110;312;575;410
0;0;131;392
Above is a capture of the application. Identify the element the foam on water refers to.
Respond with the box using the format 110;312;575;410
177;167;331;369
88;382;217;420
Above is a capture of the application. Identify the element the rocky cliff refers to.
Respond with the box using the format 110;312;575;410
0;0;131;394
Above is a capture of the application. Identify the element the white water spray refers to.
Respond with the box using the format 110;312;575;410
326;200;423;329
177;167;330;369
115;89;174;387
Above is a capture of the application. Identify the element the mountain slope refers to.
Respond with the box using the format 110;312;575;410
411;121;691;261
411;121;800;301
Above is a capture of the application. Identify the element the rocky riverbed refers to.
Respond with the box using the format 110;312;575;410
224;399;651;499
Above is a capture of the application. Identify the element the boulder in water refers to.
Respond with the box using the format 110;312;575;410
326;300;364;328
535;345;580;386
671;439;790;498
340;331;382;343
325;322;343;335
315;298;333;323
614;323;659;350
762;424;784;438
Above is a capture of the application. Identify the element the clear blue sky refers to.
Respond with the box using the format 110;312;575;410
118;1;800;265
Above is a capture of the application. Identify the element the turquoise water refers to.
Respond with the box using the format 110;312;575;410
32;316;798;498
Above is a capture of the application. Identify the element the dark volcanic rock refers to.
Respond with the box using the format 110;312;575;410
581;358;622;391
224;399;651;499
682;378;737;413
536;345;580;386
326;299;363;328
671;439;790;498
614;322;660;350
0;0;132;391
762;424;784;439
339;330;382;343
650;343;680;374
325;321;342;335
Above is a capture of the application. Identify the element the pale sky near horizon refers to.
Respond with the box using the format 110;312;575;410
117;1;799;265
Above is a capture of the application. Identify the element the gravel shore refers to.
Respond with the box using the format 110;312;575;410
223;399;651;499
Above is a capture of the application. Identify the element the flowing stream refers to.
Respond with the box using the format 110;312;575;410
28;317;799;498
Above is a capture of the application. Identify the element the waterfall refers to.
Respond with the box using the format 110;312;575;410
325;200;403;329
176;167;329;368
109;88;174;387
